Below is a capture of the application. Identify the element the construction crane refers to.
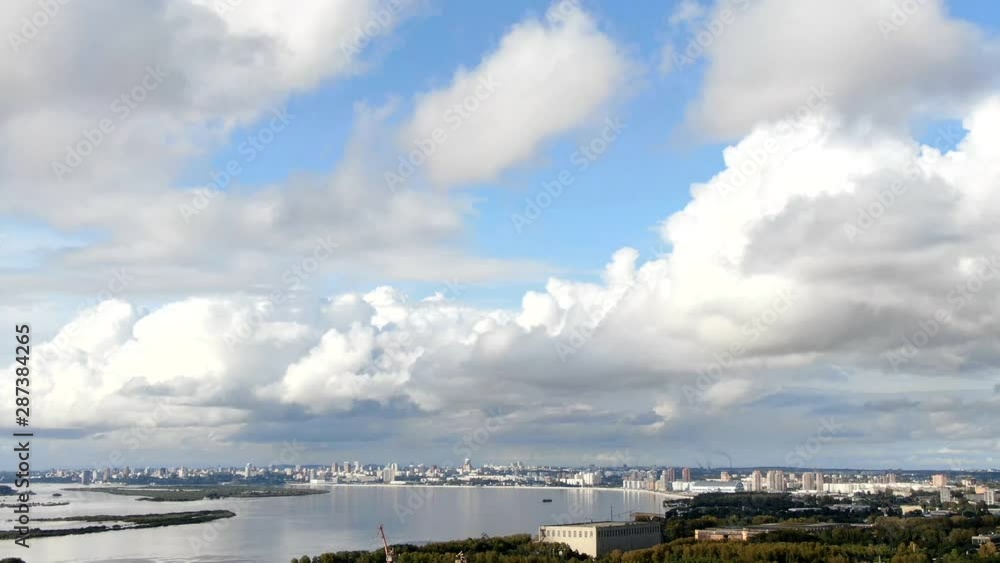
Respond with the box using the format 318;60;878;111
378;524;395;563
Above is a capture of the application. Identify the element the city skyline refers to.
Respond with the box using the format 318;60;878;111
22;459;997;505
16;458;1000;475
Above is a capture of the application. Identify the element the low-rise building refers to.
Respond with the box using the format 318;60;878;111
972;533;1000;546
538;521;662;558
695;527;767;541
695;523;871;542
689;480;745;494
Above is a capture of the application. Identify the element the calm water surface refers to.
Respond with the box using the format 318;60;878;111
2;483;674;563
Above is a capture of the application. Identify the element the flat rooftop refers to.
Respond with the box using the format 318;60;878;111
541;521;658;528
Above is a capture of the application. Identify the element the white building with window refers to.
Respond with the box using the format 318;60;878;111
689;480;745;494
563;471;603;487
538;521;662;558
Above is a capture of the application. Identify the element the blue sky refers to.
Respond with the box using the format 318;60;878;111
178;0;731;304
173;0;998;306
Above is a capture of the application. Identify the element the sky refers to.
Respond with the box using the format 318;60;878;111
2;0;1000;471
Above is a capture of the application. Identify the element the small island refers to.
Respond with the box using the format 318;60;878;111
0;501;69;508
0;510;235;541
63;485;328;502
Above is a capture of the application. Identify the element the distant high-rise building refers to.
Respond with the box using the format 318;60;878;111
720;471;731;482
766;470;785;492
932;474;948;487
384;463;398;483
81;470;92;485
666;467;676;482
682;467;692;482
802;472;815;491
985;489;997;506
887;473;897;484
940;488;952;503
751;470;763;492
814;471;823;492
463;458;473;473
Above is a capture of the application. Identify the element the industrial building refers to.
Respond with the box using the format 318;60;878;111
538;521;662;558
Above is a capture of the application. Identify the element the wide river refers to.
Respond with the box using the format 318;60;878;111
3;483;677;562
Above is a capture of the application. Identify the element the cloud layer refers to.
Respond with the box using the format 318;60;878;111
683;0;997;138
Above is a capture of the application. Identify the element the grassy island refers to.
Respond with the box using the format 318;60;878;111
0;510;235;541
